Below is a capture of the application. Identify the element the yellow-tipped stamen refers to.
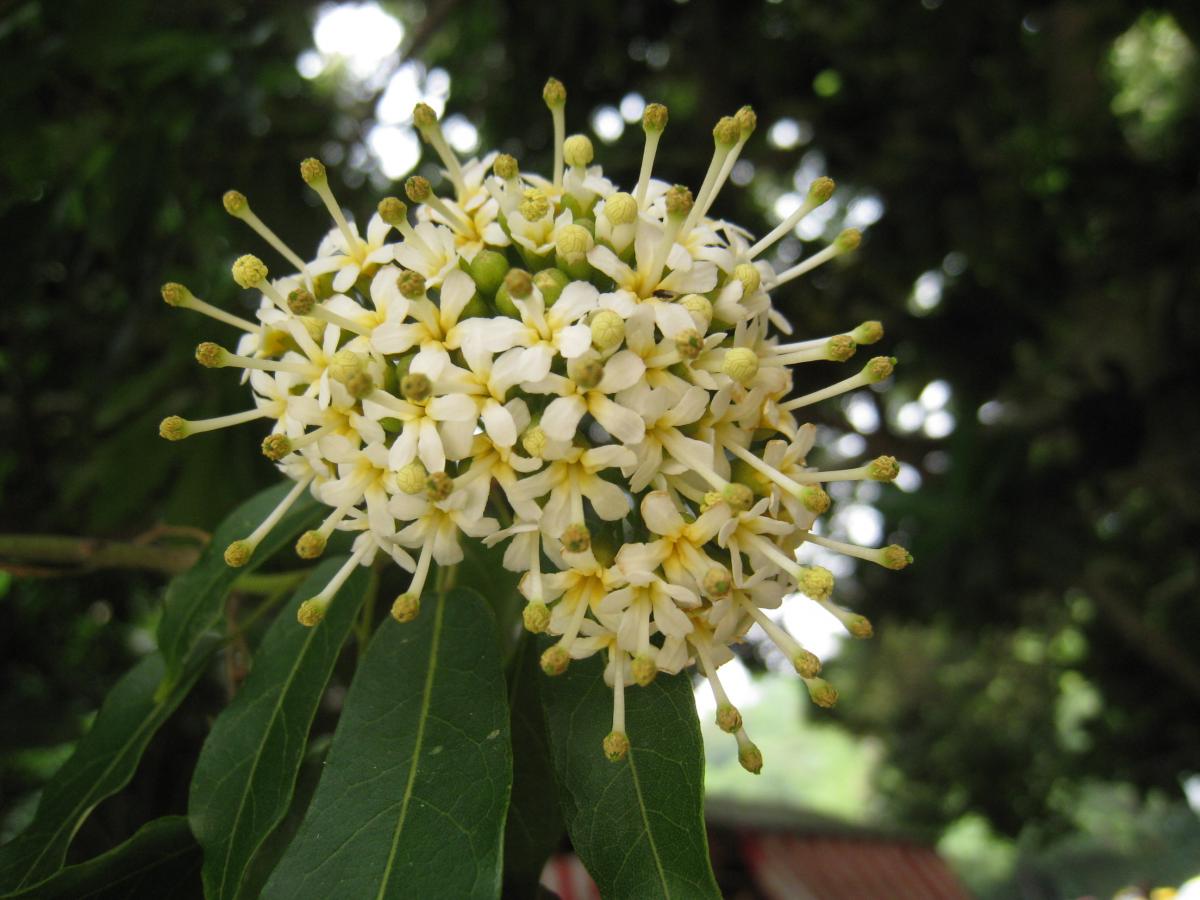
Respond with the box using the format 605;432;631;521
697;105;757;222
378;197;433;256
747;176;836;258
224;476;313;568
736;595;822;677
801;532;913;570
812;595;874;638
682;116;740;237
779;356;896;411
639;184;692;295
405;175;472;235
287;288;370;336
634;103;668;208
774;320;876;354
223;190;311;277
604;645;629;761
803;677;839;708
542;77;567;189
158;406;272;441
787;455;900;486
195;343;315;377
734;727;763;774
300;158;361;258
412;102;467;200
765;335;857;366
297;539;372;627
770;228;861;289
161;283;258;332
692;638;742;734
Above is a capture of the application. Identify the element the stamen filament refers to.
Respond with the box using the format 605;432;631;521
247;476;313;547
634;129;662;209
239;209;312;277
779;371;873;411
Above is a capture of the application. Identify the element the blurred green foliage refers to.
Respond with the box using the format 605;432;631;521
2;0;1199;879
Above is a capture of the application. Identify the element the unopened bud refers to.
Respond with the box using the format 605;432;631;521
868;455;900;482
603;731;630;762
540;644;570;676
534;268;568;305
424;470;453;501
522;425;548;457
716;703;743;733
328;348;364;384
563;134;594;168
722;347;759;384
555;223;593;263
377;196;407;226
396;461;427;494
504;268;533;299
224;540;253;568
391;593;420;623
222;190;248;216
295;530;326;559
231;254;268;289
642;103;669;133
468;249;510;296
522;602;550;633
195;342;226;368
401;372;431;402
561;522;591;554
680;293;712;328
517;188;549;221
664;184;694;218
345;372;374;400
299;157;326;185
542;77;566;109
297;598;327;627
798;566;834;601
603;192;638;225
590;309;625;351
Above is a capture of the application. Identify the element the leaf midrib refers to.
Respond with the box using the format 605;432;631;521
374;592;445;900
624;728;670;898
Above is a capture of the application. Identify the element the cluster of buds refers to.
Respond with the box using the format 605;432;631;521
161;78;912;771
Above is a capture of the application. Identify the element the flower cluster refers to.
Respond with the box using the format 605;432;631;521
161;79;911;771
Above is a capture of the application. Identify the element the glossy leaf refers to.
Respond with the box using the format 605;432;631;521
0;645;214;893
540;652;720;899
188;558;369;900
502;636;565;897
261;586;512;900
157;481;319;683
0;816;201;900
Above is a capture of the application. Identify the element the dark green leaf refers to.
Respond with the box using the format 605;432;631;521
0;816;201;900
188;557;369;900
261;587;512;900
157;481;320;683
0;645;214;893
540;653;720;899
457;534;523;667
502;636;564;897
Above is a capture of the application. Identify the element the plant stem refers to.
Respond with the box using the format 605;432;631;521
0;533;202;576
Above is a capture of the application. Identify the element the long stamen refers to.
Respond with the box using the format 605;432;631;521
769;229;861;290
692;637;743;734
300;158;361;257
298;538;373;626
737;595;823;677
285;288;370;336
405;176;473;235
634;103;668;208
639;184;692;295
194;343;313;376
543;78;567;189
774;319;881;353
779;356;896;411
413;103;467;201
765;335;856;366
158;406;271;441
224;475;313;566
377;197;434;256
161;283;257;332
222;191;311;277
681;116;740;237
790;455;900;486
697;105;757;222
747;176;836;259
801;531;913;570
603;645;630;761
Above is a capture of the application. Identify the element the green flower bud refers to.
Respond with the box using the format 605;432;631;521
680;293;712;329
467;249;510;296
533;268;569;305
231;254;268;289
603;192;638;225
590;309;625;351
396;461;427;495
